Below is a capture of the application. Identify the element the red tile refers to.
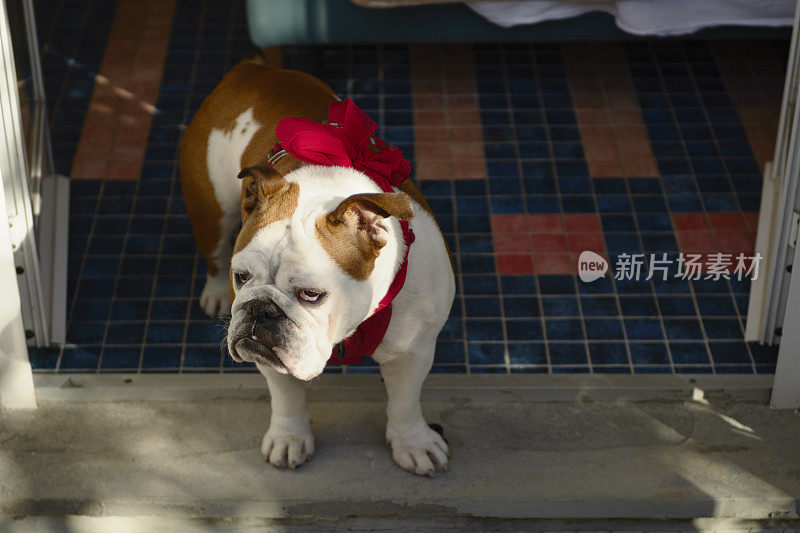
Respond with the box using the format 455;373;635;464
588;158;623;178
533;253;574;275
564;213;601;232
414;127;448;143
715;231;755;255
568;232;605;252
743;212;760;235
531;233;569;253
450;159;487;179
496;254;534;275
106;159;143;180
528;214;564;233
414;159;450;180
493;233;531;253
491;214;529;234
708;212;747;231
448;126;483;143
672;213;709;231
70;158;107;180
677;230;717;254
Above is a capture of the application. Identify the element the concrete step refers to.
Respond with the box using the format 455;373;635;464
1;375;798;527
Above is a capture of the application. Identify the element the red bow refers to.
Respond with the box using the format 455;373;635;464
275;99;411;190
274;99;415;366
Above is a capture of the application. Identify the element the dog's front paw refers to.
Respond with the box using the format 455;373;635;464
261;426;315;469
199;276;231;317
387;423;449;477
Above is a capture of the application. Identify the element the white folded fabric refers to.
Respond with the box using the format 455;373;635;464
467;0;795;36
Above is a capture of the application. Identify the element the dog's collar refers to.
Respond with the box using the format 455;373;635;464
266;147;289;167
272;98;414;365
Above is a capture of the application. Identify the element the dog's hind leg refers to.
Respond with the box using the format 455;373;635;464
179;150;240;317
181;107;262;317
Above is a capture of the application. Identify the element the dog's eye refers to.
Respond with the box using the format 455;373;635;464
234;270;251;288
298;289;323;303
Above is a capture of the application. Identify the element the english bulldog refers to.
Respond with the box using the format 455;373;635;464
179;56;455;476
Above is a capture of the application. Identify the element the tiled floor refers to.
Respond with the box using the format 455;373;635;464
30;0;784;374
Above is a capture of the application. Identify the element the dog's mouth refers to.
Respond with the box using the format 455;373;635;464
233;337;287;371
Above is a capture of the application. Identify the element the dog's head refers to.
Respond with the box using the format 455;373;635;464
226;164;414;380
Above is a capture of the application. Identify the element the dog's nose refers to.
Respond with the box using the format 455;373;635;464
246;299;285;322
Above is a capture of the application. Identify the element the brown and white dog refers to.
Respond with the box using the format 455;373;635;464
179;56;455;476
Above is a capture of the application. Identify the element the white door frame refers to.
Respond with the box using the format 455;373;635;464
742;1;800;408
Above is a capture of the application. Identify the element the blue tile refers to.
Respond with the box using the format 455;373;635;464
657;296;696;316
468;343;505;365
465;319;504;341
588;343;628;365
629;342;669;365
71;298;111;321
462;275;498;295
663;318;704;340
66;321;106;344
541;296;578;316
749;342;779;364
508;342;547;364
459;255;495;274
695;295;736;316
106;322;146;344
110;299;150;321
618;295;658;316
702;318;743;340
584;319;624;340
184;345;222;367
524;177;556;194
538;275;574;294
624;319;664;340
465;297;501;317
708;342;751;364
491;196;526;214
500;275;536;295
141;346;182;369
503;297;540;317
186;321;225;344
562;196;595;213
60;346;101;369
470;366;509;374
101;347;141;369
670;342;710;365
434;341;465;364
578;276;615;295
146;322;185;344
506;320;544;340
546;319;583;340
580;296;617;316
549;343;587;365
28;346;60;369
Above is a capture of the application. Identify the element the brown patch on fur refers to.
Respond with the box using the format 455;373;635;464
228;167;300;303
179;59;336;276
234;167;300;253
316;193;414;280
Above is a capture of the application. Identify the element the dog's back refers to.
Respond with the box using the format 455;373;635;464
179;58;336;316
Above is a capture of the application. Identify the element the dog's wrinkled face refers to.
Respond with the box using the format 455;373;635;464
226;165;413;380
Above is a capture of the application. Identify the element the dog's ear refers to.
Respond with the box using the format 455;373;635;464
233;166;299;256
316;192;414;280
237;166;288;222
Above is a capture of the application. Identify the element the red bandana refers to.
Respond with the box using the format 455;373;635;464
274;99;414;365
